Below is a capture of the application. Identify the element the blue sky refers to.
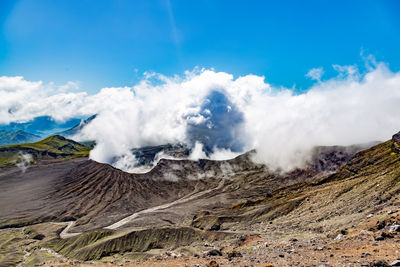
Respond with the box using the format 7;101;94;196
0;0;399;93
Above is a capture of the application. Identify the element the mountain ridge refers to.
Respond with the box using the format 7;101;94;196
0;129;40;146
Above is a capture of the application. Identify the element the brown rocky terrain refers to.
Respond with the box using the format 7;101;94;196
0;134;399;266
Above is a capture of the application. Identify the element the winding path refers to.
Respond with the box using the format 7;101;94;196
105;179;225;230
58;179;225;237
59;221;81;239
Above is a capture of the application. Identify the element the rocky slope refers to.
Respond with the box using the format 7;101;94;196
0;133;399;266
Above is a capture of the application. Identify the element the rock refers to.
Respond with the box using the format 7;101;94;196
335;234;346;240
382;232;394;238
361;252;371;258
375;235;385;241
377;221;386;230
193;265;200;267
210;224;221;231
314;247;324;251
289;238;298;242
235;236;246;246
310;237;319;244
227;250;242;258
207;260;219;267
278;254;284;258
391;260;400;266
392;131;400;153
370;260;390;267
206;249;223;257
341;229;348;235
388;224;400;233
33;233;45;240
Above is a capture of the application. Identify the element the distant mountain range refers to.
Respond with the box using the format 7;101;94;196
0;130;41;146
0;115;96;146
0;116;81;137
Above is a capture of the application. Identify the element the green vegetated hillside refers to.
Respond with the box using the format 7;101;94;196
0;135;91;166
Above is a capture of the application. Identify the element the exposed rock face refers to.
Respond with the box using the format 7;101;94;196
392;131;400;153
309;145;367;172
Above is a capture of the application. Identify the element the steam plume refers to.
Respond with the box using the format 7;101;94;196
1;57;400;171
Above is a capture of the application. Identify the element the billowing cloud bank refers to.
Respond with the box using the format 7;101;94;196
1;59;400;171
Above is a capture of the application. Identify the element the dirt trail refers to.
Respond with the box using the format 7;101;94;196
105;179;225;230
58;180;225;237
59;221;80;239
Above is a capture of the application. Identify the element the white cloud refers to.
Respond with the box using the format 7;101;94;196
0;76;90;124
1;58;400;172
306;67;324;82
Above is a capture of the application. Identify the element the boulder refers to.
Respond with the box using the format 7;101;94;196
210;224;221;231
377;221;386;230
388;224;400;233
206;249;223;257
370;260;390;267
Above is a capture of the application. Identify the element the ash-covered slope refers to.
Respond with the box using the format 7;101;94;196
0;138;367;233
22;135;398;265
0;158;216;230
1;134;396;265
52;159;224;231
